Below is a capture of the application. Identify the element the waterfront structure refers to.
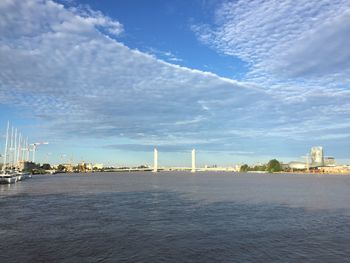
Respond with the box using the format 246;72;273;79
318;165;350;174
76;162;95;172
153;148;158;173
93;163;104;170
324;156;336;166
17;161;37;171
63;163;74;172
191;149;196;173
288;161;307;170
233;164;241;172
310;146;324;167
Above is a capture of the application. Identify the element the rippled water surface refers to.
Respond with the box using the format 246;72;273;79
1;172;350;262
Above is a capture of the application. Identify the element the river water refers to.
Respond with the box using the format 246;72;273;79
1;172;350;262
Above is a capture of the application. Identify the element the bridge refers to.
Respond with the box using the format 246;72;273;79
96;148;237;173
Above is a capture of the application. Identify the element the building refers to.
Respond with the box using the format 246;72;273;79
62;163;74;172
318;165;350;174
93;163;104;170
18;161;37;171
86;163;93;171
310;146;324;167
288;161;307;170
233;164;241;172
324;156;336;166
280;162;290;170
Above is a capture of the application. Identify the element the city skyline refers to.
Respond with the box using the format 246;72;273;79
1;0;350;165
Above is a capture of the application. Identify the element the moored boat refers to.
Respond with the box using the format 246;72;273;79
1;121;33;183
15;171;31;181
0;173;17;184
23;172;32;179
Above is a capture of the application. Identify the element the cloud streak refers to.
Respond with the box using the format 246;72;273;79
191;0;350;151
0;0;349;159
0;0;269;151
193;0;350;82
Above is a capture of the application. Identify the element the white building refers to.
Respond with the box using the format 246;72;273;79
288;161;307;170
324;157;335;166
310;146;324;167
93;163;104;170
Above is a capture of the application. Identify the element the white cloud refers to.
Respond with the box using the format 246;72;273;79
193;0;350;86
0;0;271;151
68;4;124;36
0;0;123;39
146;48;183;63
1;0;350;158
191;0;350;149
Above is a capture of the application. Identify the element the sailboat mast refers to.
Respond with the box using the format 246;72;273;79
26;137;29;162
21;136;26;162
14;128;17;167
10;126;14;168
2;121;9;172
17;133;21;167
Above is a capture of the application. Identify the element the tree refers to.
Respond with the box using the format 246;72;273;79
57;164;65;172
267;159;282;173
252;164;267;171
41;163;51;170
240;164;249;172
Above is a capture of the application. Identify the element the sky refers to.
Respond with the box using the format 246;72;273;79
0;0;350;166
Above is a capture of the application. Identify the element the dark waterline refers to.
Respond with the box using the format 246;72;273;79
1;172;350;262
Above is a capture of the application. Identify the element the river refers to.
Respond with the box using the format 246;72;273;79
1;172;350;262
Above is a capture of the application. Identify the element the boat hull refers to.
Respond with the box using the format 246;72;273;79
0;175;16;184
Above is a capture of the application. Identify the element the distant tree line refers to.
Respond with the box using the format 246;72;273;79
240;159;282;173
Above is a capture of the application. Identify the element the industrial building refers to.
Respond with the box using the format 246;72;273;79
287;146;338;172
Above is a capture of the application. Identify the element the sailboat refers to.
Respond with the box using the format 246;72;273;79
0;172;17;184
1;121;33;184
0;121;17;184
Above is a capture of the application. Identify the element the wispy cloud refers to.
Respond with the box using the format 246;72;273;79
1;0;350;158
146;47;184;63
193;0;350;82
192;0;350;107
191;0;350;148
0;0;266;150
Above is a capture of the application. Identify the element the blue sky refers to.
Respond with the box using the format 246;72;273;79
0;0;350;166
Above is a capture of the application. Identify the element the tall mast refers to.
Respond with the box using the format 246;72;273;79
26;137;29;162
17;133;21;166
21;136;26;162
14;128;17;166
10;126;14;168
191;149;196;173
2;121;9;172
153;148;158;173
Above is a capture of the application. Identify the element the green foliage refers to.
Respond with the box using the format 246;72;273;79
57;164;65;172
41;163;51;170
267;159;282;173
240;164;249;172
251;164;267;171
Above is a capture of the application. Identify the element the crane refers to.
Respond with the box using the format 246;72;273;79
30;142;49;163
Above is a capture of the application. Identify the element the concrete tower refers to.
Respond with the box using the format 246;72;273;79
310;146;324;167
191;149;196;173
153;148;158;173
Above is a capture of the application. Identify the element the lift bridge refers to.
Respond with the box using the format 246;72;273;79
109;148;236;173
152;148;196;173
